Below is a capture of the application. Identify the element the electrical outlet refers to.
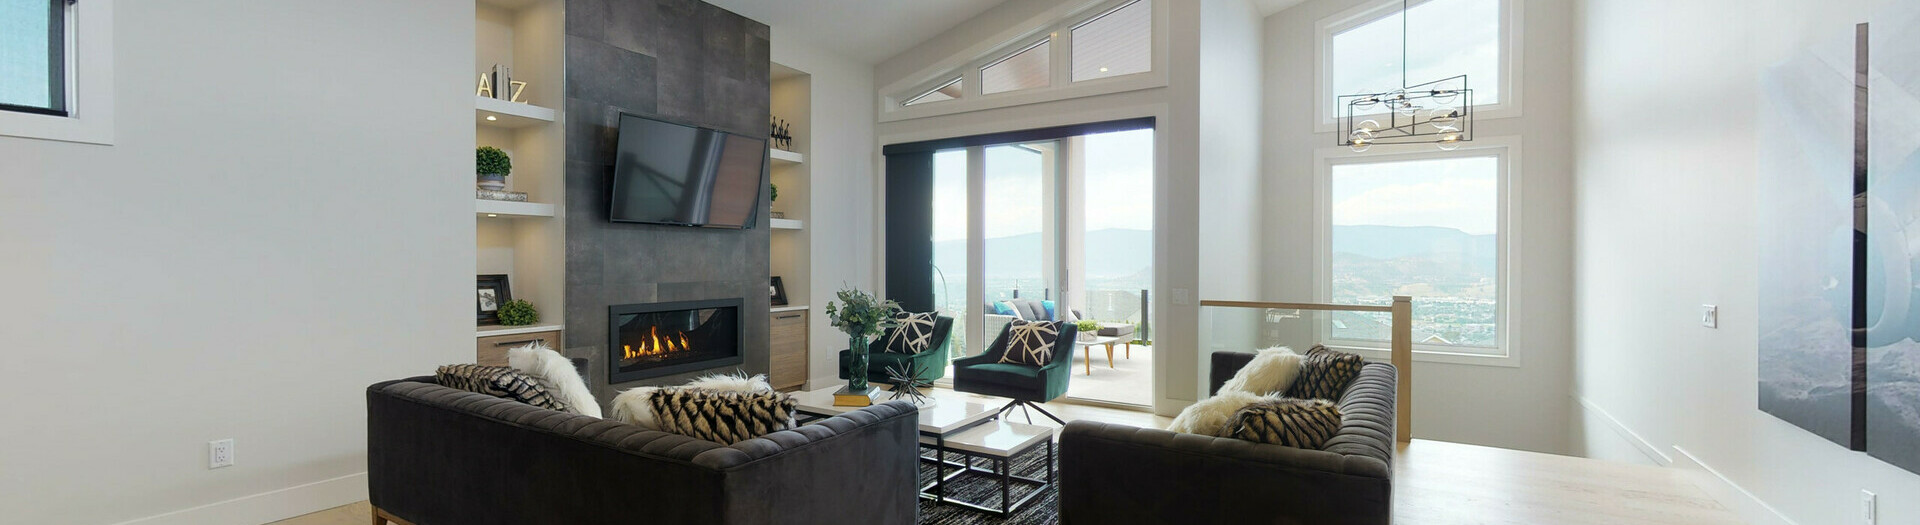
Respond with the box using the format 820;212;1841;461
1863;490;1876;525
1701;305;1718;329
209;439;235;469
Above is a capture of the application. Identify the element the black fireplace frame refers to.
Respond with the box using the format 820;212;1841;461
607;298;746;384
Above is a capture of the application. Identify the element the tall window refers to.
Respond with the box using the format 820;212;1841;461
1323;0;1507;122
1326;148;1506;356
1071;0;1151;82
0;0;68;116
981;40;1051;95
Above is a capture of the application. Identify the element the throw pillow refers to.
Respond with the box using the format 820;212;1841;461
1225;398;1344;449
1013;298;1047;322
992;301;1021;318
1284;345;1367;401
610;386;664;429
648;388;797;445
1217;347;1304;396
881;311;938;354
1167;389;1279;436
435;364;568;412
506;342;602;418
996;319;1061;366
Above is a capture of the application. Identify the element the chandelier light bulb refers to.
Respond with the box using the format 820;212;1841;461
1358;119;1382;133
1396;100;1421;118
1436;131;1463;151
1350;128;1375;152
1430;89;1459;104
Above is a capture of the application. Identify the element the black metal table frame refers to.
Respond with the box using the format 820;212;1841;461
793;408;1053;516
917;421;1054;517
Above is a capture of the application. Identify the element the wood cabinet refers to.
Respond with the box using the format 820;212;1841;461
769;310;808;390
476;329;563;366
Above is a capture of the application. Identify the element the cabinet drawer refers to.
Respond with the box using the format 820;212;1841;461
476;330;563;366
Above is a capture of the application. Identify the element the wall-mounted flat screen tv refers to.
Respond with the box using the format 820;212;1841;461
609;113;766;228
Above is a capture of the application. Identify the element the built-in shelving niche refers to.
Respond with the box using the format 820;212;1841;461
475;0;566;334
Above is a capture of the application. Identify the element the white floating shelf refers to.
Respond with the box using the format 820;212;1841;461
771;305;809;313
475;96;556;128
770;218;804;230
476;323;564;338
770;148;804;165
476;199;555;218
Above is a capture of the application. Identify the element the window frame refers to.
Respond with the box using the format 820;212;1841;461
0;0;115;145
1313;0;1523;133
878;0;1167;123
1313;136;1522;367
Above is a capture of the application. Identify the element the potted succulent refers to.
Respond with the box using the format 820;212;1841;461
498;299;539;326
826;287;901;393
476;146;512;190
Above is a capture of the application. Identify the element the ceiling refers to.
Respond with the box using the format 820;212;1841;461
705;0;1012;65
1251;0;1308;15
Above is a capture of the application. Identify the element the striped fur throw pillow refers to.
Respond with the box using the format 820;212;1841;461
1283;345;1366;401
648;388;797;445
435;364;569;412
1224;397;1343;449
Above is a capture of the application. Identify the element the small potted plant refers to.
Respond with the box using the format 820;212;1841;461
826;287;901;393
1076;320;1100;341
476;146;512;190
498;299;539;326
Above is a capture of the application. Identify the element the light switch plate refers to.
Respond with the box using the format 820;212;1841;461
1863;490;1876;525
1701;305;1718;329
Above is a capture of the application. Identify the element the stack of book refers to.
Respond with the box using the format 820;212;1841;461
477;189;528;202
832;386;880;407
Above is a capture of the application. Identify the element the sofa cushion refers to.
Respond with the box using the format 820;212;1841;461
881;311;938;354
648;388;797;445
1014;298;1048;321
996;320;1062;366
957;362;1044;388
434;364;568;412
1225;397;1344;449
1285;345;1366;401
1096;322;1135;337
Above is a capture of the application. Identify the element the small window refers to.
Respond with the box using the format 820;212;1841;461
981;40;1050;95
0;0;68;116
1328;152;1503;355
1329;0;1502;109
1071;0;1151;82
905;78;963;106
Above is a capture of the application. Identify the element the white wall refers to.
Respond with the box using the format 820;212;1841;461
1262;0;1576;454
0;1;473;523
765;36;881;389
1194;0;1269;384
1572;0;1920;523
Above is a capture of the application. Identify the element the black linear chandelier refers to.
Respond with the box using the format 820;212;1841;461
1337;0;1472;152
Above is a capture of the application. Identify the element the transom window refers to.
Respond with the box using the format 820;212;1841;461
888;0;1155;110
0;0;69;116
1323;143;1510;357
1321;0;1511;124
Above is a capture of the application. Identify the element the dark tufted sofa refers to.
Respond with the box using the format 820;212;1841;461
366;377;920;525
1058;351;1398;525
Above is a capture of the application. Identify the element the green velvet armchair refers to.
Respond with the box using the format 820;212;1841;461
951;321;1079;425
839;315;954;385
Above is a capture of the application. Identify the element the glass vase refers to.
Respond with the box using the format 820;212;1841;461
848;334;870;392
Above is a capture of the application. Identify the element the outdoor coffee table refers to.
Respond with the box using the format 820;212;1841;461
1073;335;1126;375
791;385;1050;514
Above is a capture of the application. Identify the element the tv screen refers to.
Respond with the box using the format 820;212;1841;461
609;114;765;228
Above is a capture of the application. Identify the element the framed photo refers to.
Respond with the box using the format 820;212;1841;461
478;274;512;325
770;276;789;306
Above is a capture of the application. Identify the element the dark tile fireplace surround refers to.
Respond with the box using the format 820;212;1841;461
562;0;772;400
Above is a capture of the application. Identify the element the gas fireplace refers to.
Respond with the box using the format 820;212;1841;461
607;299;743;384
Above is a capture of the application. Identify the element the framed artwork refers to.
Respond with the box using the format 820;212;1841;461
770;276;789;306
478;274;512;325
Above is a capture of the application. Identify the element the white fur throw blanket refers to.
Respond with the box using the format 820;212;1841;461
1168;347;1303;436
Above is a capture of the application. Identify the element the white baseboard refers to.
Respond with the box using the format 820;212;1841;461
1670;446;1799;525
112;472;367;525
1574;395;1672;465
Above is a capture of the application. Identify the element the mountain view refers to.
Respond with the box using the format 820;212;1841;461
1331;225;1498;347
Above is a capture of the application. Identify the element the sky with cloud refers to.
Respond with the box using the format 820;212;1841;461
1332;155;1498;235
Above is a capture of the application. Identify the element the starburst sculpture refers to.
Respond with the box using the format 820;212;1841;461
885;361;933;405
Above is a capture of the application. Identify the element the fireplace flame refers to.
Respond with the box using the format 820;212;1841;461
623;326;698;359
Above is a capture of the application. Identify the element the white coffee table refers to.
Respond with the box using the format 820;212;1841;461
790;385;1054;515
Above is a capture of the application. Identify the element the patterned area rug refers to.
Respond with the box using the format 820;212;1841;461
917;441;1059;524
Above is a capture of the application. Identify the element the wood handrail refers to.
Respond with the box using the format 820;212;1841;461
1201;296;1414;444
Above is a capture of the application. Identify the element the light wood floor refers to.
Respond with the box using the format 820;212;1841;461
273;394;1742;525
